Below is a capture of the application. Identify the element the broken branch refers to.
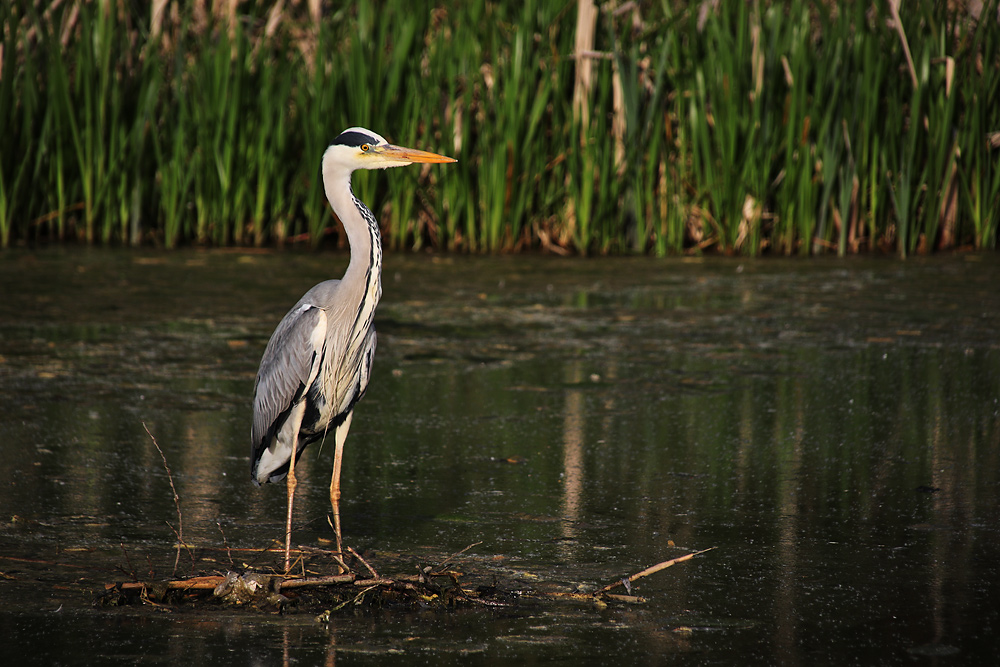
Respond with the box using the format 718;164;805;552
594;547;716;595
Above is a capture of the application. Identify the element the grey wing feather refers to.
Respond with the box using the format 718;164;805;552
251;304;324;460
354;328;377;407
333;324;377;418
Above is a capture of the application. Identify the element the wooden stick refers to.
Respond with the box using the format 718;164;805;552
111;575;226;592
278;574;354;590
113;572;362;594
433;541;483;572
354;577;395;587
119;541;137;582
324;516;351;573
217;522;234;568
347;546;378;579
142;422;188;575
594;547;716;595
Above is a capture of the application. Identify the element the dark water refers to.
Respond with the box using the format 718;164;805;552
1;249;998;665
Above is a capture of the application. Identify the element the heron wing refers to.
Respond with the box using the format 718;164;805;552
350;327;377;412
251;303;326;465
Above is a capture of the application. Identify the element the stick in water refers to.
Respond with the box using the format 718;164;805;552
594;547;717;595
143;421;184;574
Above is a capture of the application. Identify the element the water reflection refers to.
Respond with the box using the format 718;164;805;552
1;251;999;664
559;362;585;559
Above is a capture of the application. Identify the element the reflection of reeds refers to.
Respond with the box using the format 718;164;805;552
1;1;997;254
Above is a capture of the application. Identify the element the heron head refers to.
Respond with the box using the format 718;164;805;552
324;127;456;171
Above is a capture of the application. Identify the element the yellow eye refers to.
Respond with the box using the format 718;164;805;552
361;144;370;152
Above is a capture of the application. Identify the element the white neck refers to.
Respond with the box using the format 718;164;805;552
321;162;384;358
323;165;381;285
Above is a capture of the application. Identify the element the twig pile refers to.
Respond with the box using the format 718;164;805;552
99;543;714;615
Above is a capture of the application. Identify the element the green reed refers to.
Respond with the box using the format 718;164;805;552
0;3;32;247
1;0;997;254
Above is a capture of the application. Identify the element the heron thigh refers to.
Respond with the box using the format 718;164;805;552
256;401;308;484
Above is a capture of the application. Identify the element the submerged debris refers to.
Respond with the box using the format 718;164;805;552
213;570;286;607
97;544;714;616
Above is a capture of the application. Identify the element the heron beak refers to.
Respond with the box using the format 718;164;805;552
378;144;457;164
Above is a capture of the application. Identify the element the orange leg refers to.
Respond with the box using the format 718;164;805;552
329;412;353;571
284;435;297;573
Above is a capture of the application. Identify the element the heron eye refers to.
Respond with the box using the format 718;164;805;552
360;144;370;152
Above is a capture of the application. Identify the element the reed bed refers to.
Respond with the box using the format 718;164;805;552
1;0;997;255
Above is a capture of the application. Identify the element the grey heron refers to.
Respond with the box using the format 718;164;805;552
251;127;455;572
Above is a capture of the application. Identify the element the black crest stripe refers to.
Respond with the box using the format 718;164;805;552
332;130;378;148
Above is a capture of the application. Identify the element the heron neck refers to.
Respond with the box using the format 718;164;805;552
324;167;383;300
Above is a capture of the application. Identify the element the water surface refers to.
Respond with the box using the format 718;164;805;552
1;249;998;664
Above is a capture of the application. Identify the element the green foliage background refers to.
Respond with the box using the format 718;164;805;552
1;1;997;255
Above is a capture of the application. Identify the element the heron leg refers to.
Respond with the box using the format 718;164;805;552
284;435;298;573
276;403;308;573
330;411;353;569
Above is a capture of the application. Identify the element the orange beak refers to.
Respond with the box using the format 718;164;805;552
379;144;457;164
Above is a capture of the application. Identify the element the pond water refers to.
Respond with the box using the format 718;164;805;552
1;249;998;665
